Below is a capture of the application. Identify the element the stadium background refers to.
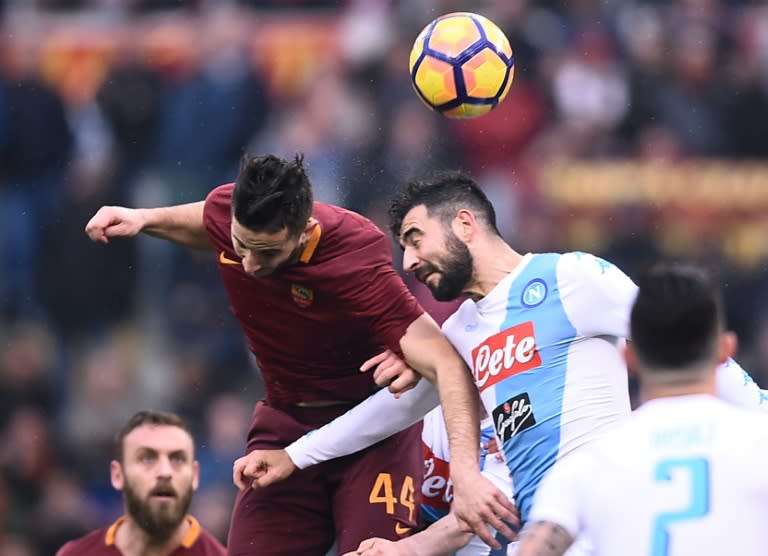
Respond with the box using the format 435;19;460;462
1;0;767;553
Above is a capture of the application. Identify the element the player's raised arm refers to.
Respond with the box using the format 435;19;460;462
85;201;213;251
399;313;519;549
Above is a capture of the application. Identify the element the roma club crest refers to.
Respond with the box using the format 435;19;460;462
291;284;314;308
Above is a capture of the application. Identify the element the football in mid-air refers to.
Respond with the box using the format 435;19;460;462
409;12;515;119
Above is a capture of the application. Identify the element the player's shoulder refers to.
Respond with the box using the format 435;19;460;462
312;202;389;255
55;528;110;555
556;251;620;276
204;183;234;211
314;202;382;235
441;298;476;336
203;183;235;228
714;396;768;432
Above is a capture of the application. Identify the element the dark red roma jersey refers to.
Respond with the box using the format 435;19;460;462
56;516;226;556
203;184;424;407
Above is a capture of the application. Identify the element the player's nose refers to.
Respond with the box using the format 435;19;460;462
156;456;174;477
241;253;262;275
402;248;419;273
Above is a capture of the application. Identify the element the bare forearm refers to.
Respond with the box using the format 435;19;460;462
436;357;481;474
140;202;212;250
399;314;481;474
516;521;574;556
399;514;473;556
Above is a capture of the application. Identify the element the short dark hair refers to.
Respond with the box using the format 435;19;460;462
388;171;501;239
114;410;192;463
232;153;313;237
630;263;723;371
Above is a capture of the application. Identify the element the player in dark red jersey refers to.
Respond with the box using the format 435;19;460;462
56;411;225;556
85;153;517;555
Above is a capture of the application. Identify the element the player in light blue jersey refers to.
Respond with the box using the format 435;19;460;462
517;263;768;556
237;172;767;556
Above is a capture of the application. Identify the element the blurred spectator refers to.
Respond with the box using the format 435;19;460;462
0;36;74;319
150;6;270;204
0;322;57;427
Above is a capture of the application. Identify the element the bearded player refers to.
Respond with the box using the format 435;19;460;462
56;411;225;556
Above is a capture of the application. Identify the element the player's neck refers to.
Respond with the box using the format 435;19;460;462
639;374;717;403
464;239;523;300
115;517;190;556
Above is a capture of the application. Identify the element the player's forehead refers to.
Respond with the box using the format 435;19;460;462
399;205;438;240
123;424;193;455
231;218;292;249
400;205;441;244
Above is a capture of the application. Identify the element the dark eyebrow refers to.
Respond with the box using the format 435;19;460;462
401;227;421;247
169;450;189;460
232;233;248;248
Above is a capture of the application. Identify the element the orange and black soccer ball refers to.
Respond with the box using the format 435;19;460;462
409;12;515;119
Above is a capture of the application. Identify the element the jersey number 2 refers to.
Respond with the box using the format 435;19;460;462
651;457;710;556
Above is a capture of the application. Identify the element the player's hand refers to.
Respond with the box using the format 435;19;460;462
232;449;297;491
361;349;421;398
483;435;505;462
85;206;145;244
343;537;415;556
451;471;520;549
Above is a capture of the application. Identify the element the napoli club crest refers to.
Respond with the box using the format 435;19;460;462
291;284;314;308
521;278;547;308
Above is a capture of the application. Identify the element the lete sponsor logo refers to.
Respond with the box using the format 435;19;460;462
492;392;536;443
421;446;452;512
471;321;542;391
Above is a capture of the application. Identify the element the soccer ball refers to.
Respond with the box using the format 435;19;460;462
409;12;515;119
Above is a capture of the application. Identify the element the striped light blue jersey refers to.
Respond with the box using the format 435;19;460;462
442;252;635;522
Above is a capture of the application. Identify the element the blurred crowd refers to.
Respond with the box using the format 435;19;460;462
1;0;768;554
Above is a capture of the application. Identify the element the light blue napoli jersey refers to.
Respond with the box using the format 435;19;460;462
442;252;635;522
531;395;768;556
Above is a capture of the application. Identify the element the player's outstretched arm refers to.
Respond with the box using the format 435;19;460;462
515;521;574;556
716;358;768;411
399;313;519;549
85;202;213;251
342;513;474;556
232;377;440;493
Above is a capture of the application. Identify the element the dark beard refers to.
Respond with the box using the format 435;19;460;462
425;232;473;302
123;480;193;544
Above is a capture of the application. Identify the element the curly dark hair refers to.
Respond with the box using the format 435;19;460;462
232;153;313;237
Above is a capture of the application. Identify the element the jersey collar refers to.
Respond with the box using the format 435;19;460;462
105;515;201;548
299;217;322;264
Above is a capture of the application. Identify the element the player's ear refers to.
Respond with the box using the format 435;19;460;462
624;342;638;376
110;460;125;491
192;460;200;491
452;209;476;242
299;218;317;244
717;331;738;364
